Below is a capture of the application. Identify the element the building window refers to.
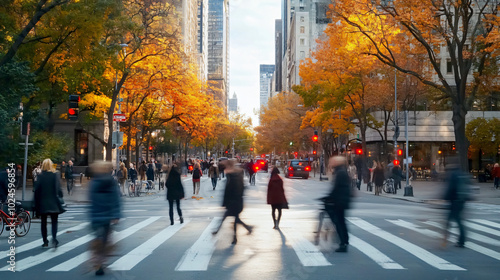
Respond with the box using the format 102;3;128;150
300;38;305;46
300;51;305;59
446;59;452;74
300;16;305;23
300;26;305;33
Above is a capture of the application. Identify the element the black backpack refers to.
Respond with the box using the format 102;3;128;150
192;168;201;179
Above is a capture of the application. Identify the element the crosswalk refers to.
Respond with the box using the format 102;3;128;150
1;215;500;273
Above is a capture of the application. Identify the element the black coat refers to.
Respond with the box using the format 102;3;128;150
166;167;184;200
326;166;351;210
0;170;8;202
373;167;385;186
89;174;122;227
34;171;65;214
146;165;155;181
129;168;138;181
222;170;245;216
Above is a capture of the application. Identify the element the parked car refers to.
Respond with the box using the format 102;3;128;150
285;159;311;179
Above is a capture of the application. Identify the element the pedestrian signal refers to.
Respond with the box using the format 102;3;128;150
397;149;403;156
68;95;80;121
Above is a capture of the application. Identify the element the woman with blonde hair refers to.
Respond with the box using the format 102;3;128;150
34;158;65;248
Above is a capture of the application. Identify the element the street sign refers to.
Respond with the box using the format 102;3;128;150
403;157;412;164
113;113;126;122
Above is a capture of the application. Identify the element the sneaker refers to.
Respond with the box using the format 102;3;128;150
42;241;49;248
335;245;348;253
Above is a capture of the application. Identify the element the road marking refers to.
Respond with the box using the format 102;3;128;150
392;219;500;261
349;234;404;269
464;221;500;237
47;216;161;271
348;217;465;271
175;218;221;271
109;220;190;270
469;219;500;229
0;222;89;261
423;221;500;246
281;227;332;267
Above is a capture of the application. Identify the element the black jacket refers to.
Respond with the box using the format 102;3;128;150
222;170;245;216
129;168;138;181
166;167;184;200
146;165;155;181
34;171;65;214
89;174;122;226
326;166;351;210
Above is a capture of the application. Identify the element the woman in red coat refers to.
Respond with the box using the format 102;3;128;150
267;167;288;229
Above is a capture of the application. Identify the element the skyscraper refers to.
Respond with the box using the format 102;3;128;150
208;0;230;111
228;92;238;112
260;64;275;109
275;19;283;93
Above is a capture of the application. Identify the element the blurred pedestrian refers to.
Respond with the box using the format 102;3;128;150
219;161;226;179
88;161;122;276
166;163;184;225
373;161;385;196
32;161;41;185
492;163;500;189
192;162;202;196
117;162;127;196
139;161;147;181
34;158;65;248
348;160;357;190
65;160;74;195
267;167;288;229
325;156;351;253
146;163;155;189
392;164;403;192
212;160;253;245
247;159;255;185
442;161;471;248
209;162;219;190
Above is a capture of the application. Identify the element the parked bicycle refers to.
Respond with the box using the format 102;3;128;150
383;178;396;194
0;202;31;237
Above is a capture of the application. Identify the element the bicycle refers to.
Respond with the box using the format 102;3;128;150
383;178;395;194
127;179;136;197
0;202;31;237
314;197;336;247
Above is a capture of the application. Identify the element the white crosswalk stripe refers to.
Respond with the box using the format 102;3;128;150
4;216;500;272
347;217;466;271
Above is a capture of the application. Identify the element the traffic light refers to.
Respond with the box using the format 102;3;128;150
312;150;317;155
225;150;228;154
149;146;153;151
452;143;456;150
355;148;363;155
250;147;253;151
393;159;400;166
312;130;318;142
68;95;80;121
294;152;298;157
397;149;403;156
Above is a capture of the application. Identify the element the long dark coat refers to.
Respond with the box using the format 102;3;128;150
89;174;122;227
34;171;65;214
373;166;385;187
222;170;245;216
166;167;185;201
146;164;155;181
267;174;287;205
326;166;351;210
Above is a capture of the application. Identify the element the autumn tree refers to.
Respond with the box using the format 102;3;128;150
255;92;313;157
330;0;500;169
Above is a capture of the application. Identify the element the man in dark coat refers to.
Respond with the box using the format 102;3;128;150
65;160;74;195
146;163;155;189
442;162;470;248
325;156;351;252
212;160;253;245
34;159;65;248
166;164;184;225
88;161;122;275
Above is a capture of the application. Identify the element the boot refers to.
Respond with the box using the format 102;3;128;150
180;216;184;224
231;236;237;245
335;244;348;253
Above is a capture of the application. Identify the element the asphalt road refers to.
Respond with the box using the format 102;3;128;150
2;172;500;279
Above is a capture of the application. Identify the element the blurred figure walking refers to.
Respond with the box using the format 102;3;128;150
88;161;122;276
166;163;184;225
492;163;500;189
212;160;253;244
192;163;202;196
209;162;219;190
117;162;127;196
373;161;385;196
267;167;288;229
442;161;471;248
325;156;351;253
34;159;66;248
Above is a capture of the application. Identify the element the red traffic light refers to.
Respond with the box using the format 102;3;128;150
393;159;400;166
250;147;253;151
149;146;153;151
312;135;319;142
68;108;77;116
312;150;317;155
225;150;228;154
397;149;403;156
355;148;363;155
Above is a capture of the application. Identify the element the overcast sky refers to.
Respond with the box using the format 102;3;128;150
229;0;281;127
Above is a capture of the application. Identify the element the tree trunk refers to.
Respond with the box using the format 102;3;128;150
451;103;469;171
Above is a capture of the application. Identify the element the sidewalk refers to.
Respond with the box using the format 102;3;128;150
308;172;500;205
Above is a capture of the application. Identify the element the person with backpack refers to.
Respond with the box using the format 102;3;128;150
192;162;202;196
